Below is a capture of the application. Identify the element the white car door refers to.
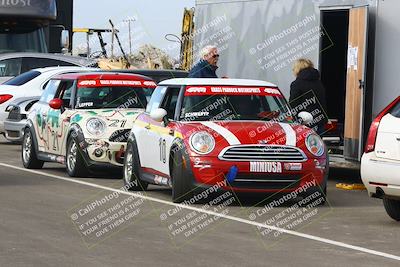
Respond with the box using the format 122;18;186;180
34;80;61;152
375;102;400;161
136;86;180;176
47;80;75;155
150;87;181;176
135;86;167;171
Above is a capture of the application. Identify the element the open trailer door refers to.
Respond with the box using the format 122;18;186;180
344;6;369;161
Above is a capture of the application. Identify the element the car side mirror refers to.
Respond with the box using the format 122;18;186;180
60;30;70;53
298;111;313;125
150;108;168;123
49;98;64;110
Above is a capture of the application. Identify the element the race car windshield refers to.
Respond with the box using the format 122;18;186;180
76;86;150;109
180;95;292;122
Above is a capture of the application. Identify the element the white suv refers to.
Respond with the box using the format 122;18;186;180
361;96;400;221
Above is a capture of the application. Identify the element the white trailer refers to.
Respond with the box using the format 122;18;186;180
194;0;399;164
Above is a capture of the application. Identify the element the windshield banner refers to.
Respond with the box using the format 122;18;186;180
185;86;283;97
78;80;157;88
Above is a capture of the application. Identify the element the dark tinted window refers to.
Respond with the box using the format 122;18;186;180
160;88;180;120
0;58;22;77
181;95;290;122
390;100;400;118
0;27;47;53
21;57;76;73
4;70;41;86
76;87;148;110
56;81;75;108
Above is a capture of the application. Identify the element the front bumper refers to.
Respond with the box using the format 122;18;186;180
0;108;8;133
361;152;400;198
4;119;26;142
189;157;328;193
85;139;126;167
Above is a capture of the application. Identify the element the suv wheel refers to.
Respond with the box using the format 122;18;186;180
383;197;400;221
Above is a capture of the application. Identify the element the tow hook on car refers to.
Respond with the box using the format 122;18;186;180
115;145;125;164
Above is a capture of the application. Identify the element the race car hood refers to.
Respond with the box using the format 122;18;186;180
175;120;314;156
70;108;143;139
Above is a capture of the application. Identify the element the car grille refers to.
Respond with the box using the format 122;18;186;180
219;145;306;162
229;174;301;190
6;131;20;138
7;106;22;121
109;129;131;143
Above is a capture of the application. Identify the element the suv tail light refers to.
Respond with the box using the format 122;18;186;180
0;94;13;104
365;96;400;153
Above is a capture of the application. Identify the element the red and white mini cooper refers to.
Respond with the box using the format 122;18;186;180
123;79;328;203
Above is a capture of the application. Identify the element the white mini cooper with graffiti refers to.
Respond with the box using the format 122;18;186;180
21;72;156;177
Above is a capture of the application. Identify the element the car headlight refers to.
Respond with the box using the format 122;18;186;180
189;132;215;154
305;134;325;157
86;118;107;136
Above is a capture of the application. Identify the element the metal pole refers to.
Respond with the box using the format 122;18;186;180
110;20;115;58
124;18;135;55
86;33;90;59
128;22;132;54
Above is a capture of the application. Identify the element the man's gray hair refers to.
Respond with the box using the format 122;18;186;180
200;45;217;59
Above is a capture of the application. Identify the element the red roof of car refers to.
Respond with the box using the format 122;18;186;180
53;72;154;81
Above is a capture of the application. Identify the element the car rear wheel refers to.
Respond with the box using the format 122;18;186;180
383;197;400;221
66;138;87;177
22;129;44;169
123;142;148;191
171;149;194;203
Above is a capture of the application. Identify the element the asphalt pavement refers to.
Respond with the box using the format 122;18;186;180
0;136;399;267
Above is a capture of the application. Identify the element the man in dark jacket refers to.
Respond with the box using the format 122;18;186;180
289;59;328;134
188;45;219;78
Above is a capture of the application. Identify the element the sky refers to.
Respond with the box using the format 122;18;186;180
73;0;195;58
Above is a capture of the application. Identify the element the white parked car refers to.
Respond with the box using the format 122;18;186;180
0;52;97;84
4;97;40;143
361;96;400;221
0;66;97;135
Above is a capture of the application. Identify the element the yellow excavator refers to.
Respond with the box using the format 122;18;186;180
180;8;195;71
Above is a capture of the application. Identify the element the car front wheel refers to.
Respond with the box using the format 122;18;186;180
21;129;44;169
383;197;400;221
66;138;87;177
123;142;148;191
171;148;194;203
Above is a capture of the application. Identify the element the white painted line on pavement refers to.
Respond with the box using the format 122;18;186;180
1;162;400;262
